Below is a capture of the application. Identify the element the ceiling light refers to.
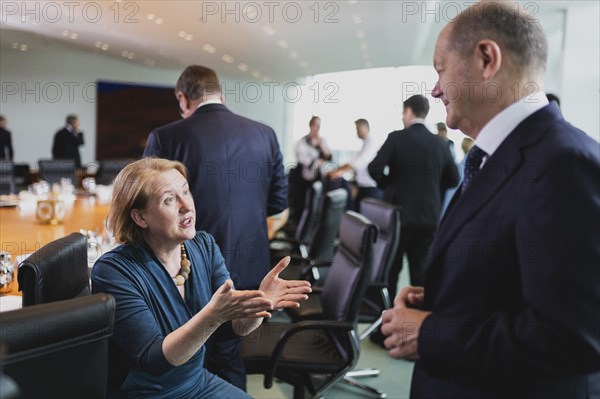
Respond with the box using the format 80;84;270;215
12;42;19;49
238;63;249;72
101;43;109;51
349;0;359;4
251;70;261;79
62;30;69;37
70;33;78;39
185;34;194;41
20;44;28;51
277;39;290;49
353;14;362;24
127;52;135;60
222;54;234;63
202;44;216;53
262;26;276;36
155;18;163;24
121;50;129;57
356;30;365;39
146;14;155;20
95;41;102;48
178;31;186;38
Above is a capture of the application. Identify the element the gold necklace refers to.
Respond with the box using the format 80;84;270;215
173;244;191;286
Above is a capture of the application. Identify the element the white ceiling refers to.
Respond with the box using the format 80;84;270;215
0;1;573;81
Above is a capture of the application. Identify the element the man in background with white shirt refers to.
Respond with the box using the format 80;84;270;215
330;118;382;211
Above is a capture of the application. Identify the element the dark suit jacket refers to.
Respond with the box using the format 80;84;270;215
52;128;84;167
368;123;459;228
0;127;14;160
144;104;287;290
412;104;600;398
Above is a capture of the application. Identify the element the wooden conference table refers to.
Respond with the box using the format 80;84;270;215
0;196;288;296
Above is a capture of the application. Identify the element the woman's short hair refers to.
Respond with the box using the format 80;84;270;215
107;158;188;244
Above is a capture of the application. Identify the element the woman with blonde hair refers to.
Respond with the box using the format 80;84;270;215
92;158;311;398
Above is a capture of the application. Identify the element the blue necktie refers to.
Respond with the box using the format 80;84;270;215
462;145;487;193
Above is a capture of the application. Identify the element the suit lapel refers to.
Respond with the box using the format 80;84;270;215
425;104;561;276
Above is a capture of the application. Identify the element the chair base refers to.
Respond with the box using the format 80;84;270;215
343;375;387;398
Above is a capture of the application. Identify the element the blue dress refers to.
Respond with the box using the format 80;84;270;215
91;231;251;398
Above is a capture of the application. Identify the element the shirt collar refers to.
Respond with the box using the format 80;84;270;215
475;91;549;157
196;98;223;109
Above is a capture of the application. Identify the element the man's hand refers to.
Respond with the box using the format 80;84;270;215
259;256;312;310
381;285;431;360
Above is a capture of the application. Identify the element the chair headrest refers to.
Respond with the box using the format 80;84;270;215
359;198;401;236
18;232;89;306
339;211;378;263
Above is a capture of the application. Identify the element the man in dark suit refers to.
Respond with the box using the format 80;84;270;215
369;95;459;297
381;3;600;398
0;115;14;160
143;65;287;390
52;114;84;167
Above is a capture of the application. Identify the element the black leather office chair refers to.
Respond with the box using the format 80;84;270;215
38;159;76;185
95;159;133;185
0;161;16;195
0;294;115;399
357;198;401;337
242;212;377;399
18;232;90;306
270;181;324;260
279;188;347;283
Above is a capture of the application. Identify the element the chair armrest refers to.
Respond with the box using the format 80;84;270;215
264;320;355;388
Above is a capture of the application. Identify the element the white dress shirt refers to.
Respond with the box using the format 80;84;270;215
475;91;549;167
350;134;379;188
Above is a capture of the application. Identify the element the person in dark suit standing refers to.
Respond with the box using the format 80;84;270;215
368;95;459;296
0;115;14;160
143;65;287;391
52;114;84;167
381;3;600;398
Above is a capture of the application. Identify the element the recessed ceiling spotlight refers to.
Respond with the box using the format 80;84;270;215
222;54;234;63
356;30;365;39
62;30;69;37
146;13;155;20
251;70;261;79
127;52;135;60
349;0;359;4
101;43;109;51
202;44;216;53
95;41;102;48
262;25;276;36
20;44;28;51
11;42;19;49
155;18;163;25
353;14;362;24
277;39;289;49
178;31;186;38
121;50;129;57
70;33;78;40
238;63;249;72
185;34;194;41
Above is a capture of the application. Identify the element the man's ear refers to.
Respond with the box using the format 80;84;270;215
177;91;189;111
130;209;148;229
476;39;502;80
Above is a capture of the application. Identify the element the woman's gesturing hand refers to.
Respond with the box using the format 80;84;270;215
207;279;273;324
259;256;312;310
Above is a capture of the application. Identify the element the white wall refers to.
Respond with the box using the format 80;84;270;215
561;3;600;143
0;34;290;167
